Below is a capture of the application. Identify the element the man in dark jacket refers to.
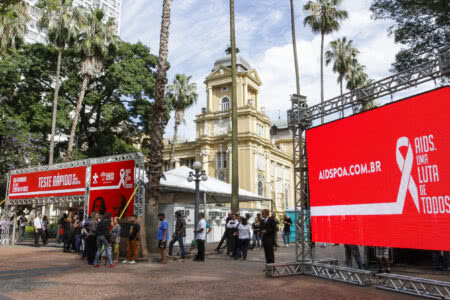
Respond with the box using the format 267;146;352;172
94;212;113;268
168;211;186;260
261;209;277;264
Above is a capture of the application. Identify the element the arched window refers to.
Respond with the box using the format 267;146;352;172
221;97;230;111
258;181;264;196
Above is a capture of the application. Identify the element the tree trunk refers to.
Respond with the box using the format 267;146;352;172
230;0;239;214
290;0;300;95
168;115;180;168
48;48;62;165
320;32;325;124
340;79;344;118
146;0;172;253
66;74;89;161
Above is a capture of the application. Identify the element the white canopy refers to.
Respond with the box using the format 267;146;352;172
160;166;270;203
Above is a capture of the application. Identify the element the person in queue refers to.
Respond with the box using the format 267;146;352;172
94;212;114;268
261;209;277;265
123;215;140;264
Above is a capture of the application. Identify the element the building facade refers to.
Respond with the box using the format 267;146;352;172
24;0;122;44
163;52;295;214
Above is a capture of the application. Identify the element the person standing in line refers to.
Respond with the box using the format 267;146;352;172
225;214;239;257
282;215;292;247
234;217;251;260
344;244;363;269
42;216;49;245
33;214;45;247
63;214;73;252
376;247;391;273
18;215;26;242
261;209;277;265
168;211;186;260
94;212;113;268
86;212;98;265
251;214;262;250
73;214;81;253
157;213;169;264
193;213;206;262
215;212;232;252
111;217;121;263
123;215;140;264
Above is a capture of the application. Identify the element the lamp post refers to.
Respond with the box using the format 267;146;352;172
187;161;208;236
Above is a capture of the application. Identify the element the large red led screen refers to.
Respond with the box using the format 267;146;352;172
89;160;135;217
306;87;450;251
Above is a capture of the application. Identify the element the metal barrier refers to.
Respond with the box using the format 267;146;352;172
303;262;373;286
376;273;450;299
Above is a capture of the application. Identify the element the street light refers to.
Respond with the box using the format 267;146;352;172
187;161;208;237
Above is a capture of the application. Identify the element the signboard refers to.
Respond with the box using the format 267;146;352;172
306;87;450;251
89;160;135;217
8;167;87;199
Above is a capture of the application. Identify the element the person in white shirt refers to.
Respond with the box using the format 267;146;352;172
234;217;251;260
33;214;46;246
194;213;206;262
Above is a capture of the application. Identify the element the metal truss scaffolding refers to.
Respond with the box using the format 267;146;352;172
3;152;146;244
279;40;450;295
376;273;450;299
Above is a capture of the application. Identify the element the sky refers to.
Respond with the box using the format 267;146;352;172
119;0;427;140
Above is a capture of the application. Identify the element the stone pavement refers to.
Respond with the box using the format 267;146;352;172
0;244;431;300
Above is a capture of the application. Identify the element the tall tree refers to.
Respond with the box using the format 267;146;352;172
325;37;358;116
37;0;82;165
230;0;239;214
146;0;172;252
0;0;29;55
290;0;301;95
166;74;198;167
66;8;118;161
370;0;449;72
303;0;348;123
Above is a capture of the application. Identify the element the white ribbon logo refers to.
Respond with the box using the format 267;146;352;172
396;137;420;213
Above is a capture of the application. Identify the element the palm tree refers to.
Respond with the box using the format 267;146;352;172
303;0;348;123
146;0;172;252
37;0;82;165
0;0;29;56
166;74;198;167
230;0;239;214
345;62;375;111
66;8;118;161
325;37;358;116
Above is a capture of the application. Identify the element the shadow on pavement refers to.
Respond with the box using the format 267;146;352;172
0;266;78;294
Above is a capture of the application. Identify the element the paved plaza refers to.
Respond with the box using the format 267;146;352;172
0;244;429;300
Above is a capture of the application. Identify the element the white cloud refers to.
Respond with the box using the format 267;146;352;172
120;0;408;140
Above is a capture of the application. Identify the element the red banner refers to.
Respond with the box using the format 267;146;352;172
89;160;135;217
306;87;450;251
9;167;87;199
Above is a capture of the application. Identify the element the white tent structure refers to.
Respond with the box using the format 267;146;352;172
160;166;270;203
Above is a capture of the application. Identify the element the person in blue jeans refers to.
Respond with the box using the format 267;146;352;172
234;217;251;260
168;211;186;260
157;213;169;264
94;213;113;268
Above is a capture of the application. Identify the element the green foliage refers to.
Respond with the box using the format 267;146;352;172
370;0;449;72
0;0;29;55
303;0;348;35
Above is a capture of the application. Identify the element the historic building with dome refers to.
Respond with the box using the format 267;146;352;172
162;51;294;213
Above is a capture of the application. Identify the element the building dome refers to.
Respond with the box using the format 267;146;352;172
213;54;251;72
